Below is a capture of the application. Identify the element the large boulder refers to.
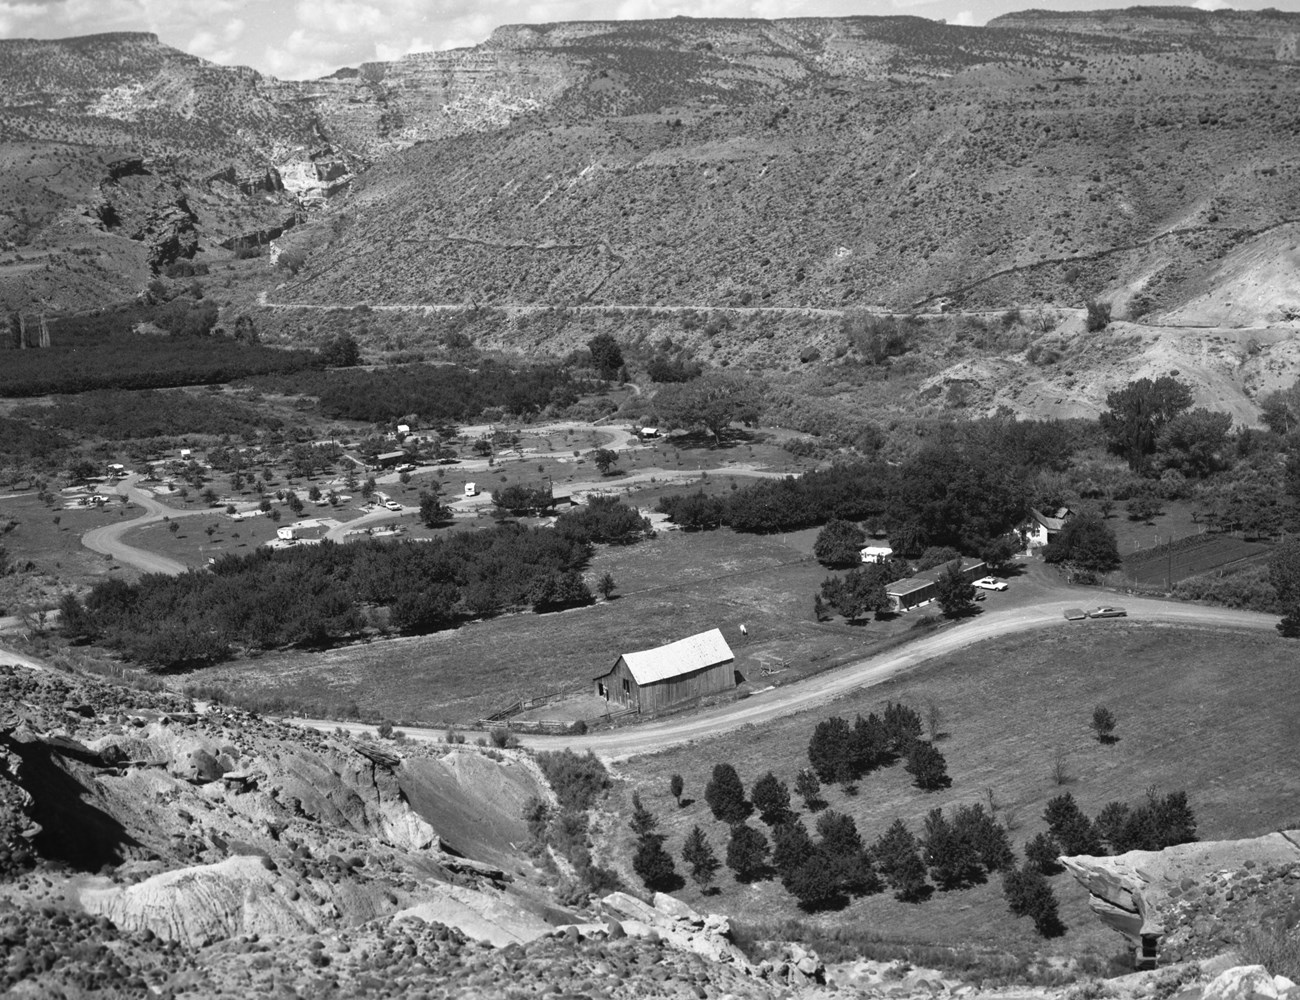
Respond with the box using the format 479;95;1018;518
1062;830;1300;964
1201;966;1280;1000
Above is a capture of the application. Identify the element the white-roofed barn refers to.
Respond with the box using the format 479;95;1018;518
594;628;735;714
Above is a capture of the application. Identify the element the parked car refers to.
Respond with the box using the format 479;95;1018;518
383;500;403;512
1086;606;1127;618
972;577;1008;591
396;463;417;473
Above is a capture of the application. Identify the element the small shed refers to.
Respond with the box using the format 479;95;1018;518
638;426;660;438
885;558;986;613
276;526;298;542
594;628;735;714
860;544;894;564
375;451;406;469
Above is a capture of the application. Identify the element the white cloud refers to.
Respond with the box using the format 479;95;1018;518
950;9;976;25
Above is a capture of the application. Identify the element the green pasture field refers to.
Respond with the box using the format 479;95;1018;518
615;624;1300;961
190;526;917;723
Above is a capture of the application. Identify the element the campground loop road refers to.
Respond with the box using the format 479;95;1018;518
287;596;1279;763
81;475;214;576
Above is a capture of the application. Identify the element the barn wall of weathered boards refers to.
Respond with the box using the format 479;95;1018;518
594;628;736;714
597;657;735;713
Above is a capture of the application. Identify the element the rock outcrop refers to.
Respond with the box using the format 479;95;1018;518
1062;830;1300;965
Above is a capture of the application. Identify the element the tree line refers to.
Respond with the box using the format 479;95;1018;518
657;415;1080;554
60;524;599;669
262;360;590;424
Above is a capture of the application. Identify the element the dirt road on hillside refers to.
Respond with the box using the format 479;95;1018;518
288;596;1280;761
80;476;211;576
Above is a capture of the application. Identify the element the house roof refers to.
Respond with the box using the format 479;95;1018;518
1030;507;1071;531
376;451;406;462
617;628;734;686
861;545;893;555
885;558;986;597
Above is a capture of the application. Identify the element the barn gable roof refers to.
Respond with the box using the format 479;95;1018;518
619;628;734;686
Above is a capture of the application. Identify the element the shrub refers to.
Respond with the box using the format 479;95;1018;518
535;750;610;812
1085;299;1112;332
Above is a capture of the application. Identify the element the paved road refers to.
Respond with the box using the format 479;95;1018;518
287;594;1279;762
80;476;213;576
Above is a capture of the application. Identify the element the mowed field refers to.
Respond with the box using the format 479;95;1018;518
612;624;1300;961
191;526;918;723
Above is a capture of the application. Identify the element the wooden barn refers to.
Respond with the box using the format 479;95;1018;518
594;628;735;714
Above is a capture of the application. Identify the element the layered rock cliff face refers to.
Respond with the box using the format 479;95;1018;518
0;661;837;998
1063;831;1300;966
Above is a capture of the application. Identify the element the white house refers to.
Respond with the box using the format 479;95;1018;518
1021;507;1071;552
860;544;894;564
276;526;298;542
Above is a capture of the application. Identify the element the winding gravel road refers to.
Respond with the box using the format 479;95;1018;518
287;595;1279;762
80;476;212;576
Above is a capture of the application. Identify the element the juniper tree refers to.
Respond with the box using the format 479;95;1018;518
905;740;951;791
705;763;751;824
1024;832;1064;875
1043;792;1102;856
793;768;824;811
681;825;720;892
1090;704;1117;743
1003;863;1066;937
751;772;792;826
725;823;771;883
873;819;930;902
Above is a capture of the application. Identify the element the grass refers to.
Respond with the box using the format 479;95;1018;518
187;526;920;723
614;624;1300;961
1106;501;1203;559
0;492;138;611
121;513;285;569
1122;534;1274;587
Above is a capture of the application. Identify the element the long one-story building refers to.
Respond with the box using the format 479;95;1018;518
594;628;735;714
885;558;987;613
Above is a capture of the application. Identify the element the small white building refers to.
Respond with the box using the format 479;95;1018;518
396;424;411;436
179;448;192;460
860;544;894;564
276;526;298;542
638;426;660;438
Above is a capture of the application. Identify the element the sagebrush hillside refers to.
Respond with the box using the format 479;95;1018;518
5;11;1300;419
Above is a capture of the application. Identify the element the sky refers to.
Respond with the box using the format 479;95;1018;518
0;0;1283;81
